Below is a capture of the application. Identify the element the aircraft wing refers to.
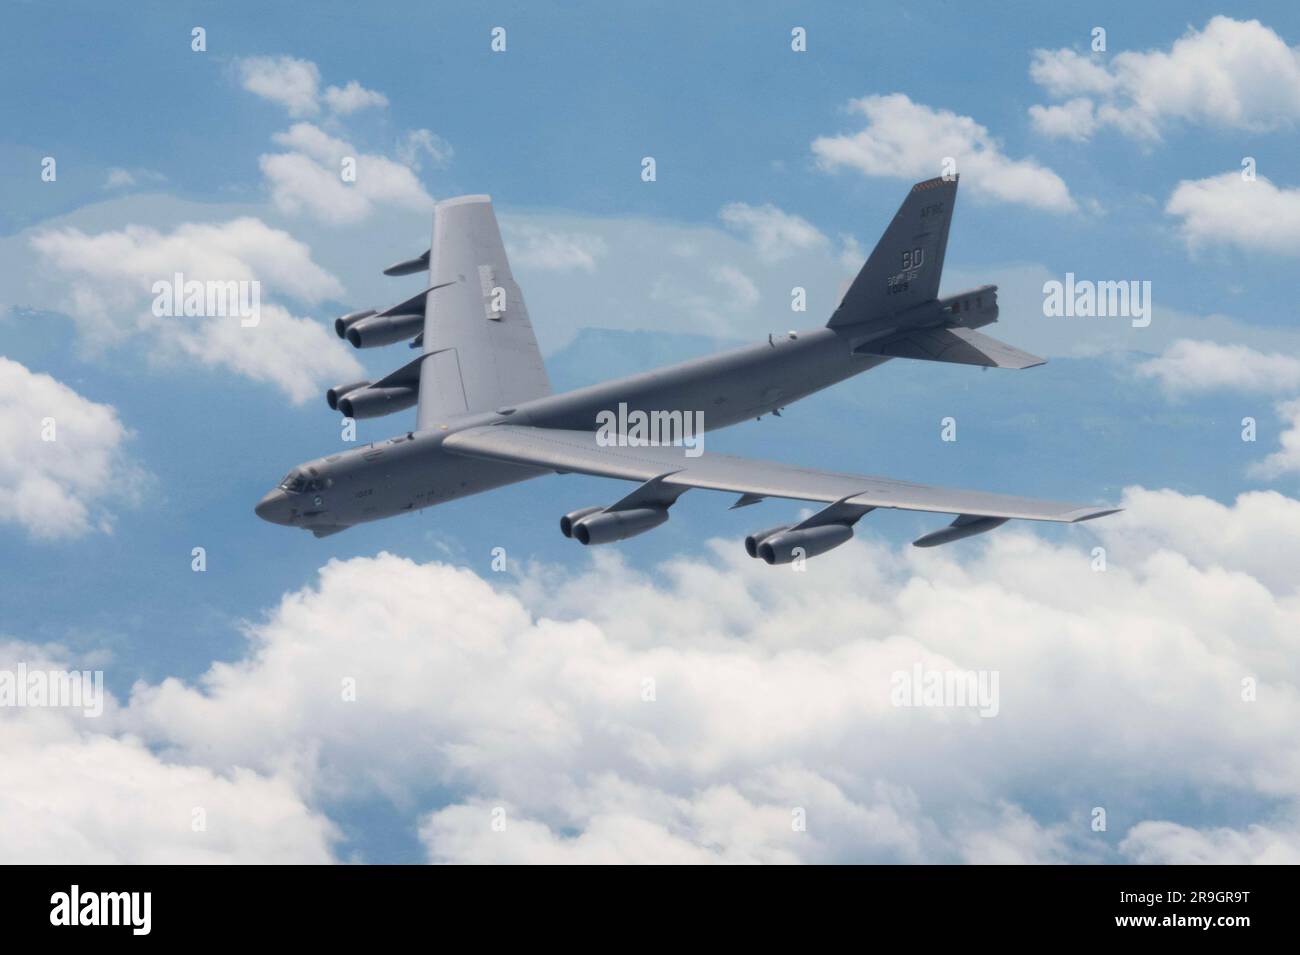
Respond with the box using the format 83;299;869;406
441;426;1119;533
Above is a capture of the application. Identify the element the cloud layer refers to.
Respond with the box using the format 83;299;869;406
6;485;1295;862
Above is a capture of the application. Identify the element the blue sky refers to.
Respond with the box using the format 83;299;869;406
3;2;1300;863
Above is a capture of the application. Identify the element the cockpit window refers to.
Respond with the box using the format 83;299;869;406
280;470;325;493
279;470;308;493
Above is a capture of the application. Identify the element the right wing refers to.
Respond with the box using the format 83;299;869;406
442;425;1119;544
415;195;552;429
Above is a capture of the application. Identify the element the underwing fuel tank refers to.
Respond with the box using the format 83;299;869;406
569;506;669;545
756;524;853;564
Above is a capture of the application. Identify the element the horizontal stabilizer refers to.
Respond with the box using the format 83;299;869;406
855;325;1045;369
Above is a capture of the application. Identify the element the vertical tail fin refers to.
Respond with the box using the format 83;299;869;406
827;176;958;328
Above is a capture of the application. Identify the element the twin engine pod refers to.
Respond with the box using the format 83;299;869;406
744;523;854;564
325;379;418;419
337;386;418;420
333;308;424;349
560;505;669;545
346;312;424;349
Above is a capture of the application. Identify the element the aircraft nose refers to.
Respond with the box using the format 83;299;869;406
255;489;290;524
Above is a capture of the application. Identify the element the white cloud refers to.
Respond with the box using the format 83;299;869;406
77;483;1300;863
1166;172;1300;255
0;640;336;863
720;203;829;262
1249;399;1300;480
1136;339;1300;397
812;94;1076;212
396;129;453;171
239;56;391;120
1029;17;1300;141
506;225;606;272
29;218;361;403
322;80;389;115
261;123;435;226
1121;819;1300;864
1027;98;1097;141
0;358;138;539
238;55;323;118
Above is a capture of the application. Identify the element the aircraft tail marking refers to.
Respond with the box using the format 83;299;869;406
827;175;958;329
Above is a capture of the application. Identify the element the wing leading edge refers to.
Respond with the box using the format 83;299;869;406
442;426;1119;532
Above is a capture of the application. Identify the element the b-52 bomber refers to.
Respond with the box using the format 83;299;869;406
256;177;1117;563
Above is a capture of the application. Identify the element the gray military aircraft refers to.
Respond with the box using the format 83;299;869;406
256;177;1117;563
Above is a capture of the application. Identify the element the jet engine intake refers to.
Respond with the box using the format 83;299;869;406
334;308;377;339
560;506;604;538
326;380;371;411
744;525;792;558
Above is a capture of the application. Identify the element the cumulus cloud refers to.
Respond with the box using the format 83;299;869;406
238;56;388;119
0;640;335;863
238;55;324;118
1165;173;1300;255
720;203;829;262
1248;399;1300;480
1136;339;1300;397
29;218;361;403
46;484;1288;863
1027;98;1097;141
812;94;1076;212
1121;819;1300;864
261;123;435;225
0;358;138;539
322;80;389;115
1029;17;1300;141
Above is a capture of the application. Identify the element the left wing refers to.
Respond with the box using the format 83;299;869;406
442;425;1118;545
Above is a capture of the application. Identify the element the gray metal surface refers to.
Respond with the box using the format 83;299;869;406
442;425;1118;523
415;195;552;428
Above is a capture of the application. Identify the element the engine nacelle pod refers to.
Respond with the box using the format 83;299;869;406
744;525;792;558
560;506;604;538
572;506;669;545
326;380;371;411
346;312;423;348
337;386;418;420
334;309;377;339
757;523;853;565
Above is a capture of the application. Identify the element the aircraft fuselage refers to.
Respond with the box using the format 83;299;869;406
254;322;890;533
